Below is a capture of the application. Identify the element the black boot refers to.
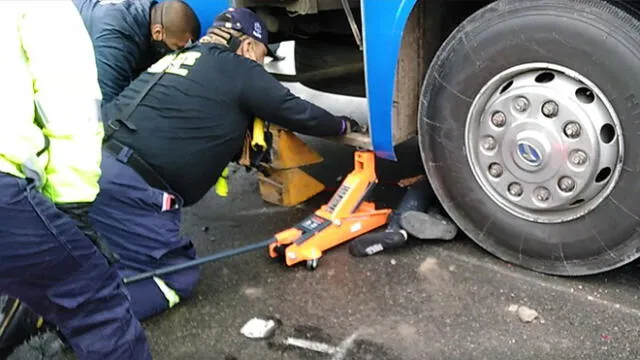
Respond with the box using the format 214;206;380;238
5;331;69;360
348;179;429;257
394;176;458;241
0;296;58;359
348;229;408;257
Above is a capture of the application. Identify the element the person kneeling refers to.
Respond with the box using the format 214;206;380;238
89;7;364;321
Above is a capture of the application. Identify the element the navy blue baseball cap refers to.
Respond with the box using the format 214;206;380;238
212;7;277;58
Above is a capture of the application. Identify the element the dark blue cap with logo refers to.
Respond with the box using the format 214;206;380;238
212;7;277;58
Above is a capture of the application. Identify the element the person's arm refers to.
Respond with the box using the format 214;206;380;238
238;59;353;137
18;0;104;204
91;16;142;104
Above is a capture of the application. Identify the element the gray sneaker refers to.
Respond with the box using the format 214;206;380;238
399;210;458;240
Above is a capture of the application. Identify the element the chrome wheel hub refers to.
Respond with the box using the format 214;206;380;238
465;63;624;223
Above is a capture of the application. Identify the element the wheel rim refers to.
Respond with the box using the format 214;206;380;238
465;63;624;223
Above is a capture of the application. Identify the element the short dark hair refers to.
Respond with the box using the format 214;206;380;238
154;0;201;40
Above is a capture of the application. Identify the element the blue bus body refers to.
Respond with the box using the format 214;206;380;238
183;0;415;161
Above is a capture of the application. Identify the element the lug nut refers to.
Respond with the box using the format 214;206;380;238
508;182;523;197
563;122;581;139
491;111;506;128
542;100;559;117
558;176;576;193
488;163;503;178
513;97;529;112
482;136;497;151
569;150;588;166
534;187;551;202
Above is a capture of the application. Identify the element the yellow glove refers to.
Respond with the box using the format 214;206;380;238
251;118;266;151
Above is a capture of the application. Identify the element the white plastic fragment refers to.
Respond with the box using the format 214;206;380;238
240;317;278;339
517;306;539;323
285;337;337;354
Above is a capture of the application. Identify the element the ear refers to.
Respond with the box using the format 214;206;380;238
234;38;249;56
240;38;252;53
247;40;259;57
151;24;164;41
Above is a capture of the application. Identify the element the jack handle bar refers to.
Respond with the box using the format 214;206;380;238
124;238;275;284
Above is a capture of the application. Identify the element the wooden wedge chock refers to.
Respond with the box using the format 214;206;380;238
267;124;324;170
239;118;326;206
257;167;325;207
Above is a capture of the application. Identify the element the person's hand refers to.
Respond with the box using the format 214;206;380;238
339;116;366;134
55;202;120;265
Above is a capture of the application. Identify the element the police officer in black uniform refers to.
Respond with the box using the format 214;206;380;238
88;7;364;321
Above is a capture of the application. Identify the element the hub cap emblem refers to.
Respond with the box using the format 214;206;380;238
517;141;542;166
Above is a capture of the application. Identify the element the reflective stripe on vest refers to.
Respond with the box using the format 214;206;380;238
0;156;24;179
0;153;49;186
152;276;181;308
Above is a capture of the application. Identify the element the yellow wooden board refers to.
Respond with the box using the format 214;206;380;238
258;168;325;207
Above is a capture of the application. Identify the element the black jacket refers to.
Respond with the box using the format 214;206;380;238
104;43;346;206
73;0;157;105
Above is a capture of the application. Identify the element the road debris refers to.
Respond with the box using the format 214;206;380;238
285;337;337;354
397;174;426;188
507;304;539;323
242;287;264;298
418;257;439;274
277;329;363;360
517;306;539;323
240;317;280;339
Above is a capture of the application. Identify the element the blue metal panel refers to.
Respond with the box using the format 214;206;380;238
183;0;231;37
361;0;417;161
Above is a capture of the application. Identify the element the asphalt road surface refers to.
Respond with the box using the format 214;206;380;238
142;128;640;360
9;46;640;360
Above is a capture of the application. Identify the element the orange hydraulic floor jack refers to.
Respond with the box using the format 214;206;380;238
269;150;392;270
124;150;390;284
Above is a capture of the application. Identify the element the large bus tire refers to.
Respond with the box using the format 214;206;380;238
418;0;640;276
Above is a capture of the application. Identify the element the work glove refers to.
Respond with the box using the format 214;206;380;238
55;203;120;266
339;116;365;134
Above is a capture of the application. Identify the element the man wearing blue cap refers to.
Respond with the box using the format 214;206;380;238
82;6;364;323
204;7;279;63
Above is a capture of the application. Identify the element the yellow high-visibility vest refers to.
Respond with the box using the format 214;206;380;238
0;0;104;203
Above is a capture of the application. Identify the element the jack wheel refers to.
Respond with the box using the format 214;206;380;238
273;245;286;260
306;259;319;271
